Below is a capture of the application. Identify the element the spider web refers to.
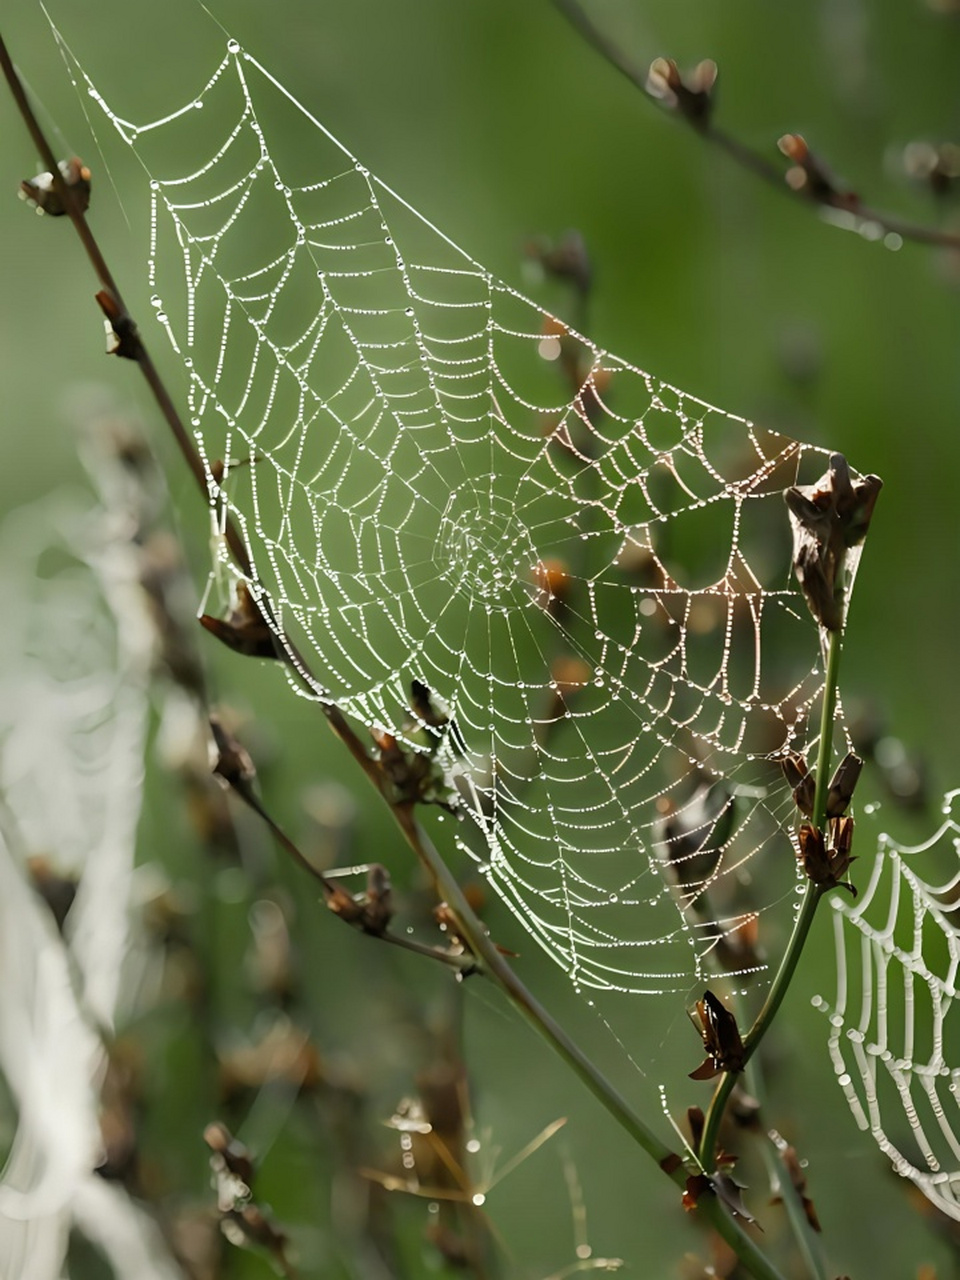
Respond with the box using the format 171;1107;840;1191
815;794;960;1219
59;31;859;1000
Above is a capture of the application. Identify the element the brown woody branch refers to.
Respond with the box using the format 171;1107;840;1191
551;0;960;252
0;33;253;577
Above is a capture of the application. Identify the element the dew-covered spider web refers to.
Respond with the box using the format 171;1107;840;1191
815;794;960;1219
55;28;867;1002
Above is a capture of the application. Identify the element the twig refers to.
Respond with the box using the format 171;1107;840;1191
697;628;843;1172
0;33;252;578
550;0;960;252
4;34;789;1279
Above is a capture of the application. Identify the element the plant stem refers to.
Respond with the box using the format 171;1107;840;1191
745;1058;829;1280
392;809;787;1280
698;628;843;1172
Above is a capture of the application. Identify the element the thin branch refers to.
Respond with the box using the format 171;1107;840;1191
0;33;253;578
550;0;960;252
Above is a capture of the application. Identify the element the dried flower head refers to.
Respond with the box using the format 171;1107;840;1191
784;453;882;631
796;819;856;895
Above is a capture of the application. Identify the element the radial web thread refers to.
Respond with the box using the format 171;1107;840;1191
60;32;858;999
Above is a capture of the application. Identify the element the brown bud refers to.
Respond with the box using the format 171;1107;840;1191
826;752;863;818
96;290;141;360
903;140;960;196
200;582;279;659
209;715;258;804
796;820;856;895
778;134;856;208
19;156;91;216
780;751;815;818
689;990;745;1080
647;57;718;128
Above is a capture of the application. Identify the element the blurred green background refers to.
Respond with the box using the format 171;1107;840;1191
1;2;958;1277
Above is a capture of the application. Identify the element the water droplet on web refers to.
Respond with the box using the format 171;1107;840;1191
150;296;162;308
227;38;240;53
405;307;414;317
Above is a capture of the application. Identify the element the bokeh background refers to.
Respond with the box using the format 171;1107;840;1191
0;2;958;1277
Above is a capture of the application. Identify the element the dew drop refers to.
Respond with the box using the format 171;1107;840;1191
405;306;415;317
227;38;240;53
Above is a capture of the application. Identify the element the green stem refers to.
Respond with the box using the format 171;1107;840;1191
698;628;843;1173
744;1059;828;1280
393;809;787;1280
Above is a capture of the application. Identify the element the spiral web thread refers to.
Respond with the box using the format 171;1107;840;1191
61;31;851;999
815;794;960;1219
